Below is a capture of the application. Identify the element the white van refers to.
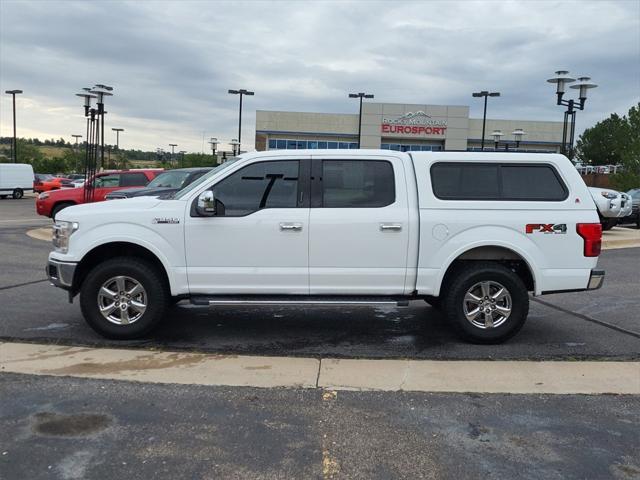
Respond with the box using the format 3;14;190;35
0;163;34;199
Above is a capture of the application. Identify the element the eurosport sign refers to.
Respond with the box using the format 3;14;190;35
381;111;447;136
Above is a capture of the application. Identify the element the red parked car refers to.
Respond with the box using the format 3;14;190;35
36;169;163;219
34;174;74;193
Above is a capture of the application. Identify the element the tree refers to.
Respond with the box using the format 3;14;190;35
576;103;640;191
574;113;630;165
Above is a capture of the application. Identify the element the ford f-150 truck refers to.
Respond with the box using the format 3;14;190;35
46;150;604;343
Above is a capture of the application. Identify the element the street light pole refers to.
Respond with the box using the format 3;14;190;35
112;128;124;169
5;90;23;162
472;91;500;151
348;92;374;148
228;89;254;152
71;134;82;150
169;144;178;167
208;137;218;164
547;71;597;157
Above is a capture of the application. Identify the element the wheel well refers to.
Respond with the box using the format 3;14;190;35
72;242;170;296
440;246;535;294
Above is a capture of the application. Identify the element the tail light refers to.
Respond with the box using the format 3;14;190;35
577;223;602;257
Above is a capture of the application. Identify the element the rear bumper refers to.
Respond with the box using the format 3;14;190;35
46;258;77;290
541;269;605;295
587;269;605;290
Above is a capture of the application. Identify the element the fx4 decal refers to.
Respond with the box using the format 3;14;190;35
525;223;567;234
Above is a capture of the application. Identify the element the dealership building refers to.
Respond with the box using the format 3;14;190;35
255;102;564;153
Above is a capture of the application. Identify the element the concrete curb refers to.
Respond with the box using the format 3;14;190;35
2;341;639;394
602;227;640;250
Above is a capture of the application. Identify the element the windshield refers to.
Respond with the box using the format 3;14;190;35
627;189;640;199
174;160;239;199
147;170;191;189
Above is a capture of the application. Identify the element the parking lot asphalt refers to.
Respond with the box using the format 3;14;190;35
1;197;639;360
1;373;639;480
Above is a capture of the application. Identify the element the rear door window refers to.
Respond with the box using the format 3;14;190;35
321;160;395;207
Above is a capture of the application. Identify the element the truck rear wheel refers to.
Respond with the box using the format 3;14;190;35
80;257;169;339
12;188;23;199
443;262;529;344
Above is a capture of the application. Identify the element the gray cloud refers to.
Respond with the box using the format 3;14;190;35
1;0;638;152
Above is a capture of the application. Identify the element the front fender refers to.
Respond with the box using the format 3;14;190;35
59;222;187;296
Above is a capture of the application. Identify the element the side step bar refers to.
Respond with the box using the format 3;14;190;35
190;295;411;307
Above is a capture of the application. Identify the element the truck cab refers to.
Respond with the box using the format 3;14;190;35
46;150;604;343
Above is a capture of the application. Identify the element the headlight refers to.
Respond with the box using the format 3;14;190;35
600;191;618;200
38;192;49;200
52;221;79;254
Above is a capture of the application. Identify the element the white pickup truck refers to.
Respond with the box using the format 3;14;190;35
47;150;604;343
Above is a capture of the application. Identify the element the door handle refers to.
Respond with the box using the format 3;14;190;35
280;222;303;231
380;223;402;231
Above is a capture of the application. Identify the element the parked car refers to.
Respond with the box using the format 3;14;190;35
105;167;212;200
619;188;640;228
588;187;623;230
34;174;74;193
0;163;34;199
46;151;604;344
36;168;163;219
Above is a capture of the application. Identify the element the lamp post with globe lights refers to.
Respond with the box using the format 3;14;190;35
547;71;597;157
208;137;219;164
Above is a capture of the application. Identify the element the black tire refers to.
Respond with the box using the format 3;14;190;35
0;195;6;199
80;257;169;339
424;296;442;310
443;262;529;344
51;202;73;220
12;188;23;199
601;218;617;231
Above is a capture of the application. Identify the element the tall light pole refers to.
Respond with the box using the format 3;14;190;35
208;137;218;164
229;139;240;156
179;150;186;168
5;89;23;162
89;84;113;169
71;134;82;150
492;130;503;151
228;89;254;152
547;70;597;158
472;91;500;151
348;92;374;148
112;128;124;150
169;144;178;167
512;129;526;150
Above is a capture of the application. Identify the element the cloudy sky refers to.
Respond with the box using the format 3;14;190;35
1;0;638;153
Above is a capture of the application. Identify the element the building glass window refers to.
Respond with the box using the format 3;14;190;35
276;139;287;149
286;140;297;149
308;141;318;149
327;142;338;149
318;141;327;149
268;139;277;149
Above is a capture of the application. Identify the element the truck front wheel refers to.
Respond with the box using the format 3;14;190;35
443;262;529;344
80;257;169;339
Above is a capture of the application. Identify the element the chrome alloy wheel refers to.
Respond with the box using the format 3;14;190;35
462;281;512;329
97;276;147;325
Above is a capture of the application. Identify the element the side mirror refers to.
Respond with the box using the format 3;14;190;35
196;191;216;217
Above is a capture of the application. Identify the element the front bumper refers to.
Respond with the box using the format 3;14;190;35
586;269;605;290
46;258;77;290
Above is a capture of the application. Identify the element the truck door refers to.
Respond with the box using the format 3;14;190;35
184;157;311;294
308;156;410;295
